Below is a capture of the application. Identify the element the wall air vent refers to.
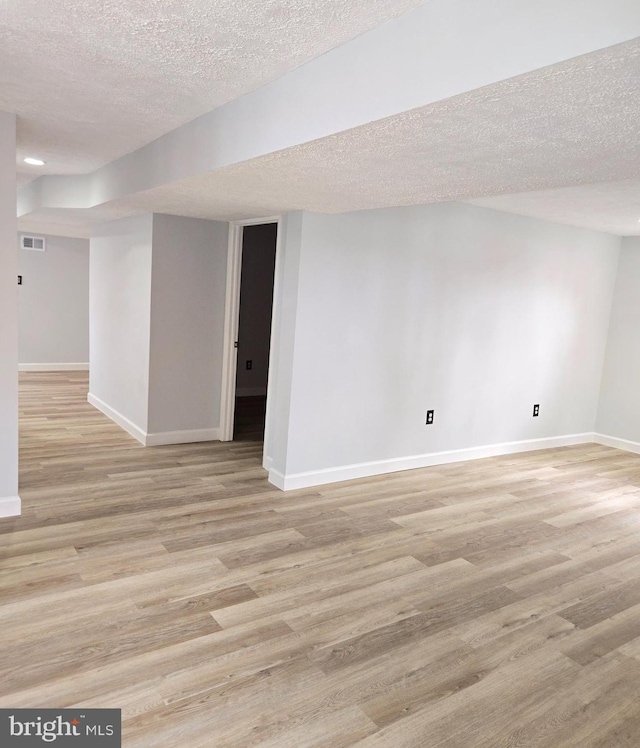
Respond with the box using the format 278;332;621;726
21;235;46;251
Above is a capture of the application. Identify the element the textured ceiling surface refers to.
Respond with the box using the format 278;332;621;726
17;204;139;238
2;0;423;180
33;38;640;235
469;180;640;236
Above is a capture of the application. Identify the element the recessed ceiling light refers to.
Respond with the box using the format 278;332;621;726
23;157;45;166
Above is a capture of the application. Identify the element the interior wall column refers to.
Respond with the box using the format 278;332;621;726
0;110;19;517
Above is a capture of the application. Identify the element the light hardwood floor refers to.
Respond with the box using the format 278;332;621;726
3;372;640;746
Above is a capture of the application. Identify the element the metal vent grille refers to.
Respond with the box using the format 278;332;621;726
21;235;46;251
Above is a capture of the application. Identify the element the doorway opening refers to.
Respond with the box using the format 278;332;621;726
231;223;278;442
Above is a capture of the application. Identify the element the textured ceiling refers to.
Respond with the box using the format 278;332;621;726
27;38;640;236
17;203;141;239
1;0;423;184
469;180;640;236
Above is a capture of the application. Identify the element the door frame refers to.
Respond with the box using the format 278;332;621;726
219;215;281;443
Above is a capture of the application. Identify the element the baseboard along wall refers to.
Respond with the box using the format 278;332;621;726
87;392;220;447
593;433;640;456
269;432;601;491
0;496;21;518
20;363;89;372
82;398;640;492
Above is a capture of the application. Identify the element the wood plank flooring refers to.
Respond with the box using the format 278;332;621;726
3;372;640;745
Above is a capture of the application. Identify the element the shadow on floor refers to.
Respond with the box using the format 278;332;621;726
233;395;266;442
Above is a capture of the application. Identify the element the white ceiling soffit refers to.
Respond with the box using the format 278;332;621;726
18;205;139;238
468;180;640;237
17;217;93;240
16;173;37;190
3;0;423;178
30;38;640;236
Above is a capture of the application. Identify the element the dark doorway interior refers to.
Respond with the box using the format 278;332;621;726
233;223;277;441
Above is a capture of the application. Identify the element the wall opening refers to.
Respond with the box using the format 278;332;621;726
233;223;278;442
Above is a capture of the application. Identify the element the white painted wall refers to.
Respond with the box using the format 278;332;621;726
263;212;304;473
19;233;89;368
269;203;620;487
596;237;640;444
89;214;154;439
147;215;229;438
236;223;277;396
0;111;19;515
89;213;229;444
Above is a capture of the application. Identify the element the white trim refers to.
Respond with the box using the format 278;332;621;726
269;432;596;491
236;386;267;397
232;215;281;227
268;468;286;490
87;392;146;445
219;216;280;442
262;220;284;468
263;455;274;471
146;428;221;446
19;363;89;372
219;223;242;441
88;393;222;446
593;433;640;455
0;496;21;518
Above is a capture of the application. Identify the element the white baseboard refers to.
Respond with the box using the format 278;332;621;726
236;387;267;397
268;468;286;490
262;455;274;471
0;496;21;518
87;393;220;446
593;433;640;455
87;392;146;445
146;428;221;446
20;363;89;372
269;432;596;491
